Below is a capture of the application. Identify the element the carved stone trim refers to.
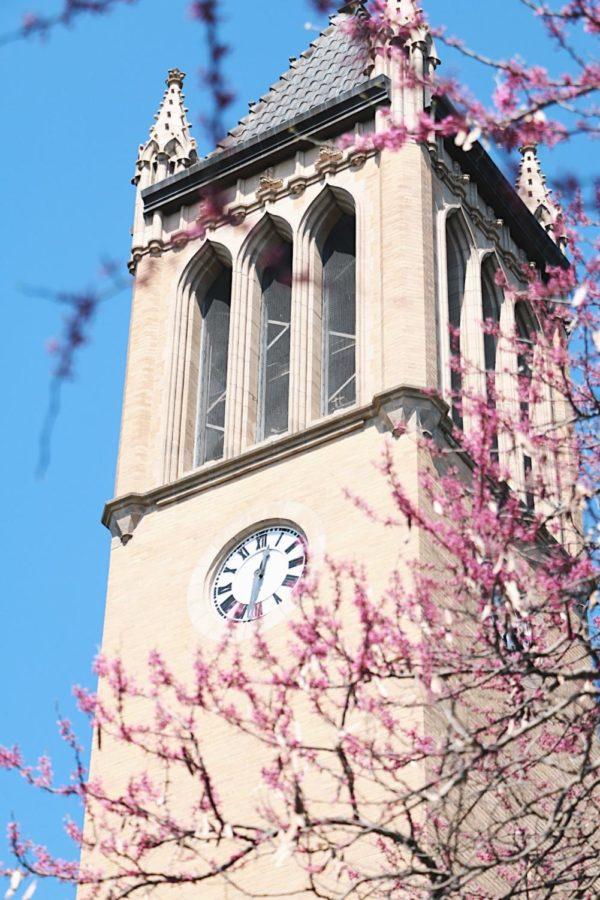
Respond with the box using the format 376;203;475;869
288;176;308;197
147;238;165;257
129;148;379;272
256;170;284;203
102;386;455;539
374;386;450;438
315;143;344;175
104;500;150;545
348;149;368;169
428;145;527;279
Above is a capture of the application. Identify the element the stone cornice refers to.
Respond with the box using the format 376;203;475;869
141;76;391;216
129;143;377;272
434;96;569;274
103;385;452;543
102;384;563;560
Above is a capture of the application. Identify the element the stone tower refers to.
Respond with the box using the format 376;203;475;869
92;1;569;894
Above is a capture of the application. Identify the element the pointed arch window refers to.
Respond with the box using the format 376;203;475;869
195;267;232;466
515;301;536;424
322;214;356;415
481;257;503;457
515;302;538;511
482;259;503;376
445;214;470;428
258;240;293;440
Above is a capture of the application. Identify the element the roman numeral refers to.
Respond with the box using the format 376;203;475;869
217;584;232;596
288;557;304;570
285;541;299;554
275;532;283;547
273;594;284;606
219;596;236;615
283;575;298;587
238;546;250;560
256;533;267;550
224;566;237;575
234;604;246;621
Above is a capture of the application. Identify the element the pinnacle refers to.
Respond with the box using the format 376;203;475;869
393;0;439;61
516;144;565;246
134;68;198;181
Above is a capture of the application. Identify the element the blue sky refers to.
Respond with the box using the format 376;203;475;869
0;1;593;895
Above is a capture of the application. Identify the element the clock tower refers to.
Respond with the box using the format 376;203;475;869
92;1;569;895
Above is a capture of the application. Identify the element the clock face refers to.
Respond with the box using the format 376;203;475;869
212;525;306;624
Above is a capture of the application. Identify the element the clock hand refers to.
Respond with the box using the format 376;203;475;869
247;549;271;621
257;547;270;579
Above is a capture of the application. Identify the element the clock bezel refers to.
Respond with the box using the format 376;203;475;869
188;503;324;642
210;522;307;626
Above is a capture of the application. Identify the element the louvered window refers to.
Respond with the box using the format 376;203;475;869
446;217;468;428
258;242;292;440
195;268;231;465
322;215;356;415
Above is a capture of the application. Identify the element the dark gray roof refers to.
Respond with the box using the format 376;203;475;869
218;7;371;150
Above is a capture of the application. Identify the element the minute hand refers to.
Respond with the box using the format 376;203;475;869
257;547;270;579
247;549;270;619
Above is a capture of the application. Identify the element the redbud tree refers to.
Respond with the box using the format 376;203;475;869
1;1;599;897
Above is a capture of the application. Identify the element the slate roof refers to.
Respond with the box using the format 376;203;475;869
217;5;371;151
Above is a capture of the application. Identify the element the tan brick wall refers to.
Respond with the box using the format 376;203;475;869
90;424;422;898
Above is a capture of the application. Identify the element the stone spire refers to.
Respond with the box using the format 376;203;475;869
517;144;566;248
131;69;198;266
396;0;440;65
134;68;198;187
374;0;439;125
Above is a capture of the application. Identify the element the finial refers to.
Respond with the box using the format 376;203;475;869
516;143;566;248
166;68;185;87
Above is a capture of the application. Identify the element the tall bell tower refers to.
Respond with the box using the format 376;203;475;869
91;1;569;894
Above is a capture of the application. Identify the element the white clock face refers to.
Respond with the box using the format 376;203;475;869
212;525;306;624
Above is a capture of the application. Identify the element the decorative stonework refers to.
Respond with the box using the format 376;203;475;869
348;149;368;169
129;68;199;270
147;238;164;256
166;68;186;88
128;148;380;272
516;143;566;248
287;176;308;197
256;170;284;203
429;142;528;280
315;143;344;175
104;500;149;545
103;386;455;540
375;387;450;440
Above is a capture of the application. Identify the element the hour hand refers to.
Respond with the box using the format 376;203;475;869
257;548;270;579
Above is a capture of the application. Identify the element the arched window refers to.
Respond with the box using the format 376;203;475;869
445;214;470;427
258;239;293;440
195;266;232;466
515;302;537;510
515;301;536;424
481;258;503;376
322;214;356;415
481;257;503;457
